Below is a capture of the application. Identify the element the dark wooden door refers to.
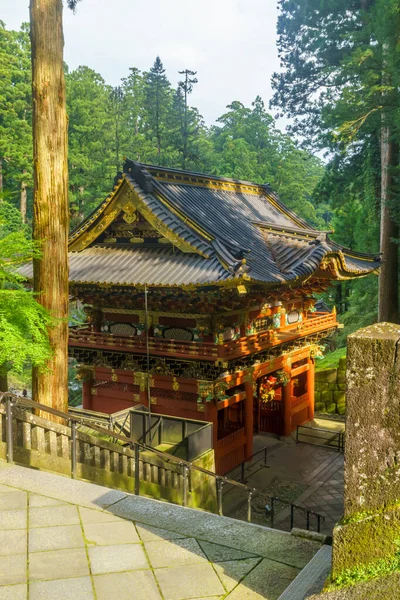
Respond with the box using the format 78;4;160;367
259;399;283;435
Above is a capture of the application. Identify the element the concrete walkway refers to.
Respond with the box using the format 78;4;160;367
0;460;323;600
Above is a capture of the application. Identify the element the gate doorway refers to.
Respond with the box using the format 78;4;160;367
255;377;284;435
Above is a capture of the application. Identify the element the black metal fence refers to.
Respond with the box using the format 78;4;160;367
296;425;345;453
0;392;325;532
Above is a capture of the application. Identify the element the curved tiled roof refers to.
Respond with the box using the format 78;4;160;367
62;160;380;288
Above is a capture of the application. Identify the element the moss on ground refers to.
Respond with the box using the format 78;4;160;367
316;348;347;371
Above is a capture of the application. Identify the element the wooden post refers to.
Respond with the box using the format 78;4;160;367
307;357;315;422
244;379;254;460
82;378;92;410
282;373;293;437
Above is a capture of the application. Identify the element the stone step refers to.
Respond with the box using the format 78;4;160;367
277;544;332;600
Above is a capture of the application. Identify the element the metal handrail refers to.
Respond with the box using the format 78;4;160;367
0;392;325;531
237;446;268;482
296;425;345;453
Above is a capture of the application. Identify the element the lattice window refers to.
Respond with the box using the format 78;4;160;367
109;323;137;336
253;316;273;332
162;327;194;341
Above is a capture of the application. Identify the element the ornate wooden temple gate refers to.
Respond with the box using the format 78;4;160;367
32;160;379;474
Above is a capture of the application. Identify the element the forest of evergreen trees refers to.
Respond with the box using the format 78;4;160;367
0;16;384;343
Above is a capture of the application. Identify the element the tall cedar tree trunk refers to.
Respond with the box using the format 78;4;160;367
378;124;399;322
20;176;27;223
30;0;69;419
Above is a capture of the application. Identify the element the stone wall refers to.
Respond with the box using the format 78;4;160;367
314;357;346;415
0;404;217;512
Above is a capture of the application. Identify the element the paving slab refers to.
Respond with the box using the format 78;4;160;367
29;547;89;581
0;459;323;599
29;524;85;552
0;554;27;586
0;508;26;530
145;538;208;569
225;558;301;600
29;576;94;600
29;493;67;508
0;583;27;599
0;529;27;555
198;540;258;562
94;570;162;600
155;563;226;600
29;504;80;528
0;462;127;510
136;523;187;542
83;520;140;545
213;557;262;592
108;494;320;569
88;543;149;574
0;490;27;510
0;483;20;493
78;506;126;524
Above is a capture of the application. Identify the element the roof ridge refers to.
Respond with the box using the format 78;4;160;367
124;158;268;189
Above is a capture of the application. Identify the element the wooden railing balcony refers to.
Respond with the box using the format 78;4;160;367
68;311;338;362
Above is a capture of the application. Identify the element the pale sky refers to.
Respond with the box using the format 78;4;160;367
2;0;282;127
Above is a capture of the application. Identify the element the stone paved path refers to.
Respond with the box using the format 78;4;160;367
225;434;344;535
0;461;323;600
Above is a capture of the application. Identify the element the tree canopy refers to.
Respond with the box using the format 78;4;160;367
0;203;52;379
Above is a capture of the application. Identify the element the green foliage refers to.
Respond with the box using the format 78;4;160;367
0;204;52;373
315;348;346;371
271;1;397;335
0;290;52;372
0;22;32;216
0;201;27;236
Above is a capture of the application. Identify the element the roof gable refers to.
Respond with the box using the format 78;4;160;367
65;160;380;287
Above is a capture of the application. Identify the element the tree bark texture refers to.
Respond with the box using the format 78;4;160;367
30;0;69;419
20;177;27;223
378;123;399;323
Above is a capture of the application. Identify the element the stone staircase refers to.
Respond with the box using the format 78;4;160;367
0;460;330;599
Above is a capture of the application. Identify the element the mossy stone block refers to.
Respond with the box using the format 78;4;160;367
315;402;325;412
337;371;346;384
308;572;400;599
314;391;321;402
337;383;346;391
338;356;347;370
321;391;333;403
337;405;346;415
316;369;337;383
332;506;400;576
316;382;330;392
326;402;337;414
328;383;337;391
334;391;346;404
